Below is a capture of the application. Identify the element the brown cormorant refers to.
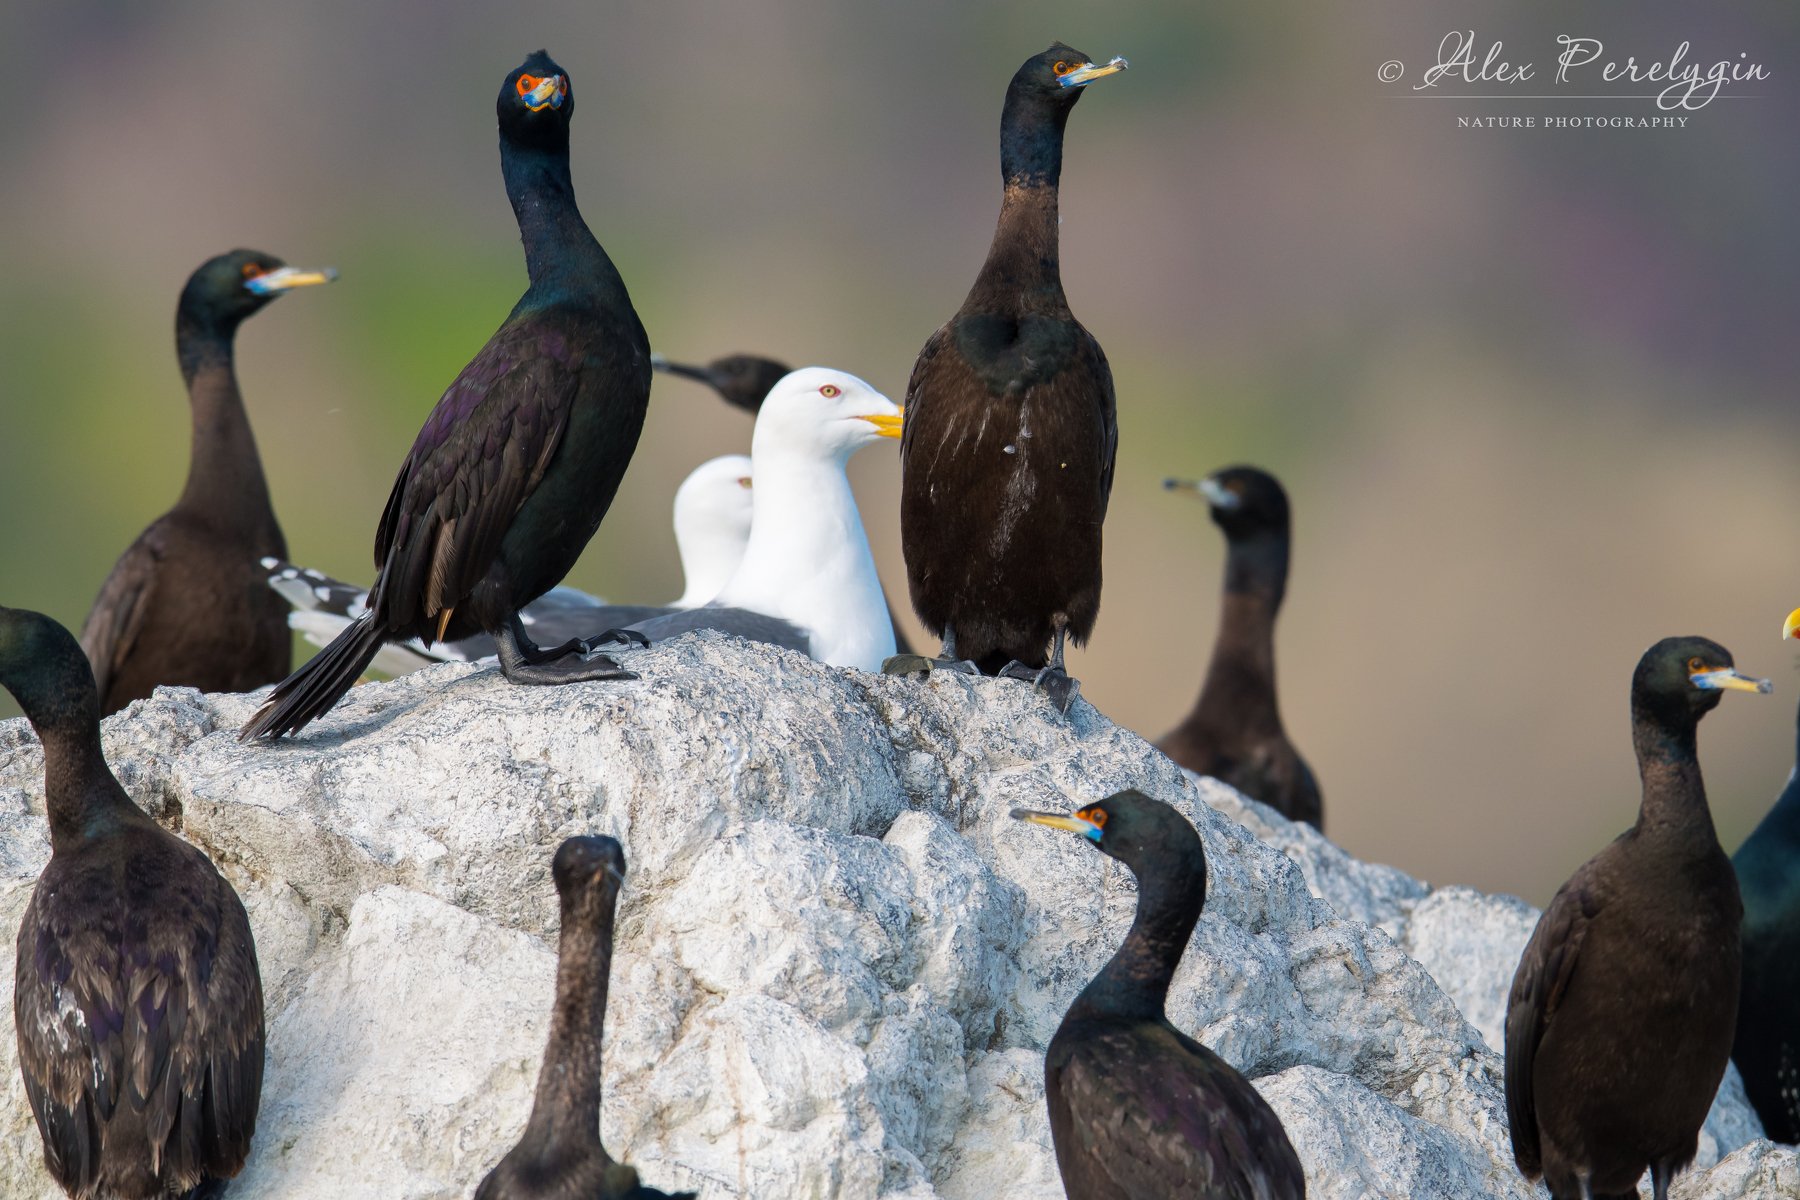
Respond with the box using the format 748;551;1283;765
4;606;264;1198
242;51;652;740
1012;791;1307;1199
651;352;790;414
79;250;334;716
1729;608;1800;1143
1505;636;1768;1199
887;44;1127;713
475;837;694;1200
1155;468;1322;830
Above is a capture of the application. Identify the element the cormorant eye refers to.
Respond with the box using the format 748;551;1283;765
1082;808;1107;829
1687;657;1707;674
820;384;841;398
516;74;539;96
241;262;262;279
1053;61;1072;76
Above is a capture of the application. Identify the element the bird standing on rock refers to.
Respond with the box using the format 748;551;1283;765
1505;636;1767;1199
1012;791;1306;1199
1156;468;1321;830
80;250;334;716
243;51;651;740
475;837;693;1200
5;607;265;1200
887;43;1127;713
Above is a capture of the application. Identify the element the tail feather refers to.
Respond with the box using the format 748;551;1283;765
240;614;388;740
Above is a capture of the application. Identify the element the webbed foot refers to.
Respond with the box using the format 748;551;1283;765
997;661;1081;713
582;627;652;652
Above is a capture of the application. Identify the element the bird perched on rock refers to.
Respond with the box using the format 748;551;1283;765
1506;636;1768;1199
264;455;754;675
1730;608;1800;1144
475;837;694;1200
651;351;791;414
242;50;651;740
1012;791;1306;1199
4;606;265;1199
623;368;902;671
888;43;1127;713
80;250;334;715
1156;468;1321;830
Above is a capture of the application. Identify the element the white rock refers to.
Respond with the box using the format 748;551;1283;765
0;632;1788;1199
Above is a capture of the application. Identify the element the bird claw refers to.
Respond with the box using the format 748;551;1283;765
997;661;1081;714
582;628;651;652
882;654;982;678
499;652;639;686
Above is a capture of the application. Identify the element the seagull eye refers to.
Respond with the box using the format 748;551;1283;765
736;477;752;489
819;384;841;398
1053;61;1072;76
516;74;539;96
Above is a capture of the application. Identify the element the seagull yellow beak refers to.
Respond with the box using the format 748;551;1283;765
1010;807;1103;842
245;266;338;295
1783;607;1800;640
861;411;904;439
1059;57;1130;88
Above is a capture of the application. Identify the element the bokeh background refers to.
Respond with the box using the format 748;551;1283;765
0;2;1794;907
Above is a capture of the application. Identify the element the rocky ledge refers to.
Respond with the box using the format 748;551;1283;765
0;632;1792;1199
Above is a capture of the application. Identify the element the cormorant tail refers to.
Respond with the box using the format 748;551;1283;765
240;613;386;741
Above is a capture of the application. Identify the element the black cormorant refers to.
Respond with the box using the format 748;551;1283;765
1012;791;1306;1199
79;250;333;715
1505;636;1767;1199
1730;608;1800;1143
4;606;264;1198
1155;468;1321;830
242;51;652;740
888;44;1127;713
651;352;790;414
475;837;694;1200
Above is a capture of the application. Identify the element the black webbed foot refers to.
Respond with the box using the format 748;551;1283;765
882;653;982;677
997;660;1082;713
582;627;652;652
497;613;639;685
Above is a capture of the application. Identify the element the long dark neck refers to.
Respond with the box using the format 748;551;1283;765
519;885;617;1156
40;724;143;854
1069;858;1205;1023
500;142;622;305
963;94;1071;315
1631;706;1716;846
172;321;280;541
1186;535;1289;738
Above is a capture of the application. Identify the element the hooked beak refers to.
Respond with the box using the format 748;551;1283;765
1162;477;1239;511
1010;807;1102;842
523;74;567;111
1691;667;1773;694
245;266;338;295
861;410;905;439
1059;56;1130;88
653;355;716;386
1783;607;1800;640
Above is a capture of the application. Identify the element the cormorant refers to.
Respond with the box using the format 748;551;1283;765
651;352;791;414
624;368;902;671
79;250;334;715
4;606;264;1198
474;837;694;1200
242;51;652;740
1505;636;1768;1199
1012;791;1307;1199
263;455;754;674
888;44;1127;713
1155;468;1322;830
1729;607;1800;1143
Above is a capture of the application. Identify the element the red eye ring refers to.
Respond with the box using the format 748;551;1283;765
516;74;539;96
1081;808;1107;828
820;384;841;398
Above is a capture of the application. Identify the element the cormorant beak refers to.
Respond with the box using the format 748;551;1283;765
245;266;338;295
602;860;626;885
653;356;716;386
1010;807;1103;842
861;411;905;439
1059;57;1130;89
1690;667;1772;694
522;74;567;111
1161;478;1241;511
1782;607;1800;640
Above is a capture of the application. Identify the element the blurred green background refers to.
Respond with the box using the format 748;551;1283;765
0;2;1794;907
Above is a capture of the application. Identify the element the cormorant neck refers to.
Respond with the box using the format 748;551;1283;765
1185;535;1289;739
1631;709;1716;844
519;885;617;1156
500;140;621;304
172;330;281;538
999;89;1072;190
966;89;1073;316
1069;854;1206;1023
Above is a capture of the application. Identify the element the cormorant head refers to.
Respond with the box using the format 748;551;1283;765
552;835;627;901
1010;42;1129;105
752;368;903;464
1166;466;1290;542
654;353;794;415
178;250;336;334
1000;43;1127;187
0;607;101;736
1633;636;1769;726
1011;789;1206;889
499;51;574;152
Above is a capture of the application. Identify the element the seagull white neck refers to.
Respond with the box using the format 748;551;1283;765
672;516;746;608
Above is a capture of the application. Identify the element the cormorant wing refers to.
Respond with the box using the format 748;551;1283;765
1504;863;1601;1177
369;319;583;634
77;524;167;699
1048;1023;1304;1198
